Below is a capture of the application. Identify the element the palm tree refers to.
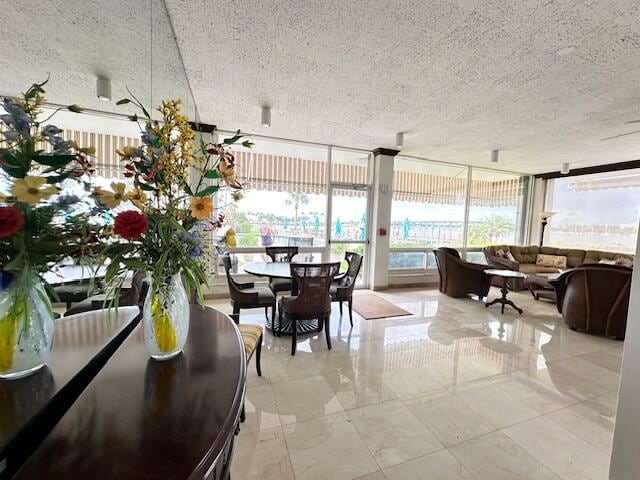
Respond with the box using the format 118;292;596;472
285;192;309;231
477;214;514;243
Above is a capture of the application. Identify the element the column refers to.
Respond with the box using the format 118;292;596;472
369;148;398;290
609;226;640;479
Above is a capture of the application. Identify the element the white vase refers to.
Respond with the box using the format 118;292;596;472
142;273;189;360
0;272;55;380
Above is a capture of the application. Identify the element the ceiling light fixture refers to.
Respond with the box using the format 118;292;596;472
96;77;111;102
396;132;404;149
261;106;271;127
491;149;499;163
561;162;570;174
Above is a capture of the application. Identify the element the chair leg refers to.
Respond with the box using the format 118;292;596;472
232;305;240;324
339;301;343;315
240;403;246;422
256;334;262;377
291;320;297;356
277;308;282;337
264;306;269;320
324;315;332;350
348;298;353;327
271;302;276;330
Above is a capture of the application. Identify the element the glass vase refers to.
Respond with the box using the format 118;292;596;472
142;273;189;360
0;272;55;380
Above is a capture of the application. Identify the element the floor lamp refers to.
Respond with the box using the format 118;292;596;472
539;211;556;246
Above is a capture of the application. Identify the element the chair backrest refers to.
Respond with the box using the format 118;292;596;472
339;252;363;291
286;262;340;316
265;246;298;262
553;263;631;338
288;237;314;247
120;270;146;306
221;254;251;303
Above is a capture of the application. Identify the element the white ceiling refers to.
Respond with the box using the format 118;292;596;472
165;0;640;173
2;1;639;174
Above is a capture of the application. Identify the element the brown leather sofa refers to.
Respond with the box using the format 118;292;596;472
434;248;491;299
550;264;632;340
483;245;634;291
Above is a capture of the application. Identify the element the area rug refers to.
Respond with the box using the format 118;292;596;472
352;294;412;320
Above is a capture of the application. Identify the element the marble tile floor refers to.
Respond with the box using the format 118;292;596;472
204;287;622;480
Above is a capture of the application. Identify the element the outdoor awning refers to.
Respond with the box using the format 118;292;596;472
237;150;524;207
567;173;640;191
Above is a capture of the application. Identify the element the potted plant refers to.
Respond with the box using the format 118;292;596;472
0;80;97;379
96;95;249;360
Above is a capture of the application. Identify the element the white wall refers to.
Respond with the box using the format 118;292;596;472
609;225;640;479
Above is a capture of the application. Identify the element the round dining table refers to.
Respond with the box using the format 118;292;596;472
244;261;322;335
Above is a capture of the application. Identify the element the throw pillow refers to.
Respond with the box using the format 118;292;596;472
536;254;567;269
495;248;506;258
598;259;617;265
614;255;634;268
506;252;517;263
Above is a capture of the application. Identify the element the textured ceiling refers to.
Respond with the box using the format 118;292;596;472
165;0;640;173
0;0;195;121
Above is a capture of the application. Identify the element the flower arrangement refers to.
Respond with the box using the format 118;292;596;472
0;79;97;378
96;94;250;358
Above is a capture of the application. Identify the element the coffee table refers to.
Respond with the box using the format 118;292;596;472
485;269;527;314
524;273;561;302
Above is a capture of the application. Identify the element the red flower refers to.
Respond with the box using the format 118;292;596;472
114;210;148;240
0;207;24;238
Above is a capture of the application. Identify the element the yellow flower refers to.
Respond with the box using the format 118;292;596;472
97;182;127;209
11;176;57;206
224;228;237;248
217;159;240;188
127;188;147;209
0;192;5;202
232;191;244;201
189;197;213;220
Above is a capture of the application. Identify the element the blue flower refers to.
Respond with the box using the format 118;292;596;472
141;134;159;146
2;130;20;141
41;124;62;136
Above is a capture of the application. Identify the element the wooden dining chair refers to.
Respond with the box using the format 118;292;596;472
265;246;298;295
278;262;340;355
330;252;363;327
222;254;276;324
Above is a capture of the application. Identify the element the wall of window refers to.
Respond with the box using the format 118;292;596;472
390;157;529;271
544;169;640;254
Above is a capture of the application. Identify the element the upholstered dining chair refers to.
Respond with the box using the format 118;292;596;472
265;246;299;295
278;262;340;355
330;251;363;327
64;271;146;316
222;254;276;324
236;322;263;423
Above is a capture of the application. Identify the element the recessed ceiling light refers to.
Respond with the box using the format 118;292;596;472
396;132;404;149
96;76;111;102
556;46;576;57
261;106;271;127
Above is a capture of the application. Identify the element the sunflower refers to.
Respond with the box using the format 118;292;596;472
189;197;213;220
97;182;127;209
11;176;58;206
127;188;147;210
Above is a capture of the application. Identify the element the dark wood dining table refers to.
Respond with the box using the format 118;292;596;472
1;306;246;480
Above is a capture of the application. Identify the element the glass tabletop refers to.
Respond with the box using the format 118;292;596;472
244;262;293;279
485;269;528;279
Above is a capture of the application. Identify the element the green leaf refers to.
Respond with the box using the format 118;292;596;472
33;154;76;167
1;150;21;167
242;140;254;148
137;182;156;192
223;130;243;144
184;184;193;196
203;170;219;179
194;185;219;197
116;98;131;105
67;104;83;113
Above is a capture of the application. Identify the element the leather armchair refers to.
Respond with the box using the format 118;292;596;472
550;264;632;340
434;248;491;299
